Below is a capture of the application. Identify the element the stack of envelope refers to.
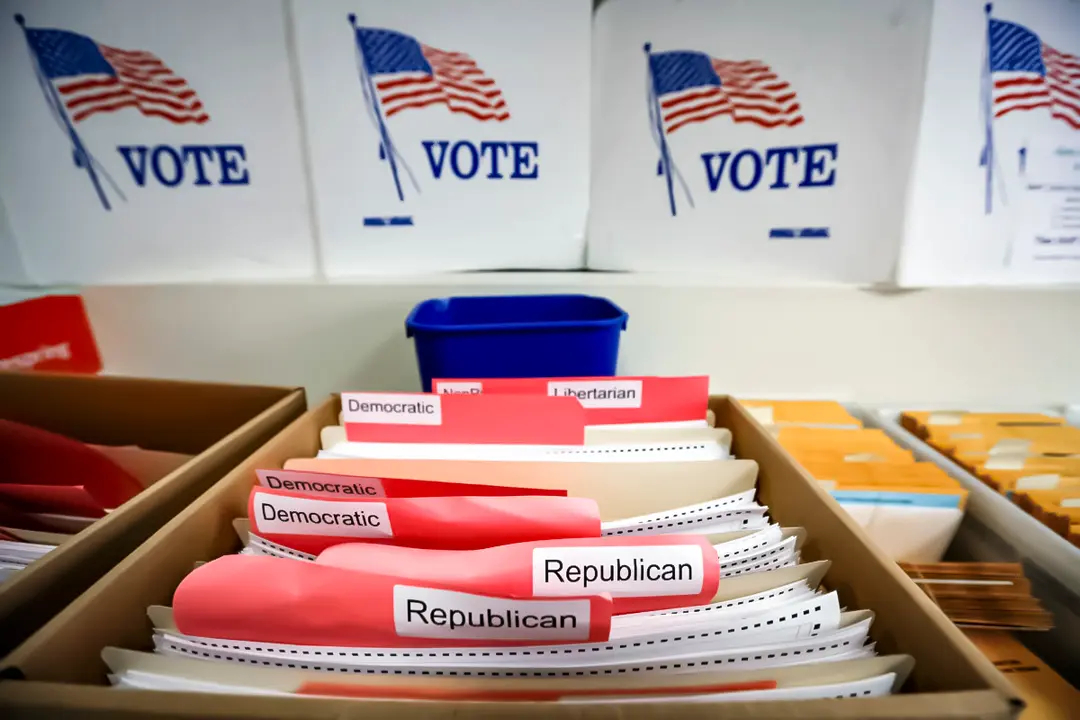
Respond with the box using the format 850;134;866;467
102;378;914;704
899;562;1053;631
744;400;967;563
901;411;1080;544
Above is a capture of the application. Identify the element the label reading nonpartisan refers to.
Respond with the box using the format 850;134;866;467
433;381;483;394
547;380;644;409
532;545;704;597
342;392;442;425
393;585;591;641
252;492;393;538
256;470;385;498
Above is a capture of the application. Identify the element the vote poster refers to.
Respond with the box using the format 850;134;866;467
292;0;591;276
586;0;932;282
898;0;1080;286
0;0;315;284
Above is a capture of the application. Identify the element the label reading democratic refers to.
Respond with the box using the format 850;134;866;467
532;545;704;597
393;585;591;641
341;392;442;426
252;491;394;538
256;470;385;498
547;380;644;409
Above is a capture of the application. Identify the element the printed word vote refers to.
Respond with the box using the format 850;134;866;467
422;141;539;180
700;143;838;192
117;145;251;187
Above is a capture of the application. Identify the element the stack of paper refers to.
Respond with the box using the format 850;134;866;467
744;400;968;563
901;410;1080;545
900;562;1053;631
102;379;912;704
0;528;59;581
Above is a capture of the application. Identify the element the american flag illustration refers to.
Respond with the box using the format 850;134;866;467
22;26;208;124
355;26;509;122
989;18;1080;130
648;50;803;134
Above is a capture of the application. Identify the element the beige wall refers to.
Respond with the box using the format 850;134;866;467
73;279;1080;406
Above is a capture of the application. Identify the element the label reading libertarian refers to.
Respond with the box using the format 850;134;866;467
252;491;393;538
341;392;442;425
532;545;704;597
393;585;591;641
547;380;643;409
256;470;385;498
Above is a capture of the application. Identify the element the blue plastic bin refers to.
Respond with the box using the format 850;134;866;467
405;294;629;391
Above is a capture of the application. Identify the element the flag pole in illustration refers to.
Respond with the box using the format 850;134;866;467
644;43;678;217
15;13;112;210
979;4;1079;218
980;3;995;215
349;13;404;202
642;42;803;217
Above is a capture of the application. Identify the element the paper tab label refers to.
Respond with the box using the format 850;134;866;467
985;456;1024;470
256;470;385;498
252;492;393;538
342;393;442;425
547;380;643;409
745;406;775;426
433;381;483;394
927;412;964;426
393;585;591;641
1016;474;1061;490
532;545;704;597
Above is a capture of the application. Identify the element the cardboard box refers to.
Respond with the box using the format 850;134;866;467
0;372;306;657
0;397;1022;718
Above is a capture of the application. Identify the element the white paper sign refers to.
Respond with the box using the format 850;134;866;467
292;0;591;275
251;491;393;538
587;0;931;282
899;0;1080;286
0;0;315;284
256;470;385;498
532;545;705;597
393;585;591;641
547;380;644;408
341;392;442;425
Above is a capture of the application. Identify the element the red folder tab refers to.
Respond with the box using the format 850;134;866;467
0;420;143;508
318;535;721;614
0;484;107;518
173;555;612;647
248;487;600;554
255;469;567;500
341;392;585;445
295;680;777;701
431;376;710;425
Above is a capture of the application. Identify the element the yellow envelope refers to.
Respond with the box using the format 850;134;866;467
787;446;916;465
739;399;861;428
800;460;956;487
933;425;1080;457
903;411;1062;430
